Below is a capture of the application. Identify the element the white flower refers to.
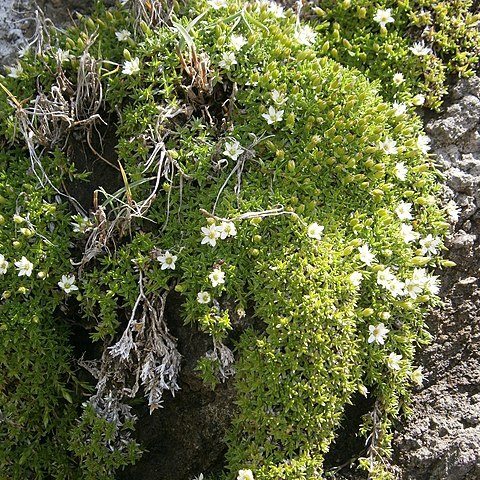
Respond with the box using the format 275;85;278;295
411;94;425;106
15;256;33;277
71;215;92;234
56;48;74;63
201;224;220;247
262;106;284;125
377;268;405;297
58;274;79;294
399;223;419;244
358;244;375;266
387;352;402;371
379;137;398;155
230;34;247;51
219;52;237;70
392;72;405;86
395;162;408;181
368;323;389;345
197;291;211;304
294;25;317;46
388;278;406;298
307;222;324;240
417;134;431;154
267;2;285;18
419;234;441;256
404;277;423;299
237;470;254;480
376;267;397;289
349;271;363;287
411;366;425;386
209;268;225;287
410;41;432;56
208;0;227;8
373;8;395;27
445;200;460;223
8;62;23;78
395;202;413;221
157;250;177;270
122;57;140;75
218;221;237;239
271;89;286;105
115;29;132;42
392;101;407;117
223;139;244;160
0;254;9;274
380;311;391;320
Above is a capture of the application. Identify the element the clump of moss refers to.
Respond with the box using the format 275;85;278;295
294;0;480;110
0;0;456;478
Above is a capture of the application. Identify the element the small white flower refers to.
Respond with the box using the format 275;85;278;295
376;267;397;289
399;223;419;244
262;106;284;125
197;291;211;304
387;352;402;371
58;274;79;294
71;216;92;234
411;94;426;106
445;200;460;223
201;224;220;247
115;29;132;42
15;256;33;277
424;273;440;295
0;254;9;274
392;101;407;116
157;250;177;270
410;41;432;56
8;62;23;78
349;271;363;287
271;89;286;105
395;202;413;221
395;162;408;181
404;277;423;299
373;8;395;27
294;25;317;46
56;48;74;63
411;366;425;386
230;34;247;51
419;234;441;256
393;72;405;86
358;244;376;266
417;134;431;154
218;221;237;239
388;278;406;298
379;137;398;155
267;2;285;18
237;470;254;480
209;268;225;287
368;323;389;345
208;0;228;8
223;139;244;160
122;57;140;75
380;311;391;320
307;222;324;240
219;52;237;70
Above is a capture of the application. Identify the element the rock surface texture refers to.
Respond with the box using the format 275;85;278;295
391;77;480;480
0;2;479;479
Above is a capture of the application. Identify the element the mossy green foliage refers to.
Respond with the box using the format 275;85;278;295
0;0;461;478
304;0;480;110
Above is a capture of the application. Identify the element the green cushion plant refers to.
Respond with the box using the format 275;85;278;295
0;0;460;478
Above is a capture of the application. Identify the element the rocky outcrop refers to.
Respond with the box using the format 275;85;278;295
392;77;480;480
